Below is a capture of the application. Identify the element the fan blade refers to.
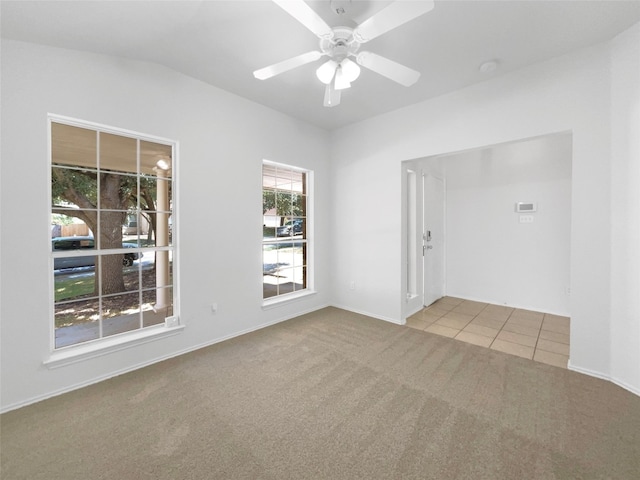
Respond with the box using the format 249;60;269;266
323;82;341;107
353;0;434;43
254;51;323;80
356;51;420;87
273;0;333;39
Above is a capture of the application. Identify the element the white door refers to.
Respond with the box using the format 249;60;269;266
423;173;445;306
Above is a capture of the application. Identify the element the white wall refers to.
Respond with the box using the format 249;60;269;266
0;40;331;411
609;23;640;395
440;133;572;315
329;24;639;394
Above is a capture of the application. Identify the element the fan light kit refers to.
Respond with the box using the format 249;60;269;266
253;0;435;107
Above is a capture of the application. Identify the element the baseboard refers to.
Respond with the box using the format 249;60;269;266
0;303;331;414
610;377;640;397
568;362;640;397
567;362;610;381
330;303;402;325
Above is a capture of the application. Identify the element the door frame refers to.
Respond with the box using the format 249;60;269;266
402;167;424;318
402;164;447;320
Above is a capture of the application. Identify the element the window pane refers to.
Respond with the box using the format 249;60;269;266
140;280;158;315
52;166;98;208
51;123;97;169
139;225;158;247
263;283;278;299
99;211;129;246
275;168;293;190
138;213;154;239
100;132;137;173
102;292;141;337
277;243;294;270
263;188;276;214
99;173;136;209
276;267;295;295
121;262;141;292
51;214;93;240
154;177;172;213
54;265;96;304
144;286;172;326
52;230;96;272
263;244;278;276
154;212;172;248
263;215;277;239
122;212;147;242
263;170;277;189
55;297;96;347
137;175;172;220
154;250;171;287
140;140;172;176
139;256;157;291
292;266;306;291
98;254;133;295
143;308;165;327
276;192;293;218
293;193;306;216
293;242;306;267
135;176;172;248
114;248;145;277
139;174;157;207
54;299;100;348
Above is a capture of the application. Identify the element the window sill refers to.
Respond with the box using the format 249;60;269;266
44;324;185;369
262;289;317;310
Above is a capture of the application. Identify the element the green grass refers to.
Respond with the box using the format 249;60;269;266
54;276;95;302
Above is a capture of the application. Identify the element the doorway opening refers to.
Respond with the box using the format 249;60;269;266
402;132;572;322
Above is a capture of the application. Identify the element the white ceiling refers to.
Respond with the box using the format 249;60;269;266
2;0;639;130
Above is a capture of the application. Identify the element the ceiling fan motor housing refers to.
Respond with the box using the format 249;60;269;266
320;27;360;62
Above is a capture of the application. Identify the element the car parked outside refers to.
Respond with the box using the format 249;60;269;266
52;236;141;270
276;219;304;237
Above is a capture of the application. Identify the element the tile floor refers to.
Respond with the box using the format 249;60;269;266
406;296;570;369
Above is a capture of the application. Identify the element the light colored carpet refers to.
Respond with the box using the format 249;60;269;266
2;307;639;479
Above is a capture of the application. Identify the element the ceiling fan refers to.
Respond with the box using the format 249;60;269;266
253;0;435;107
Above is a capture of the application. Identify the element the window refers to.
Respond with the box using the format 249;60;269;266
50;118;176;349
262;161;310;300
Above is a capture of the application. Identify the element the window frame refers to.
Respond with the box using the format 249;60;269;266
262;159;314;306
47;114;182;361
